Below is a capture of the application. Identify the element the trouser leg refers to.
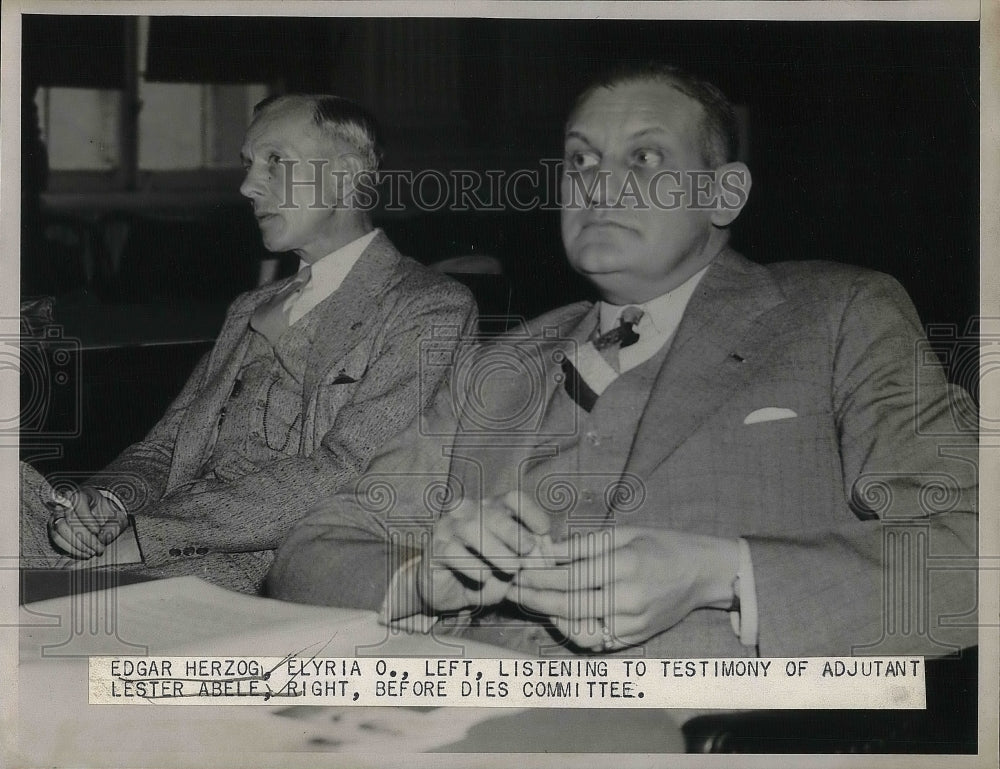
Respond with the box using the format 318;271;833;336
19;461;64;567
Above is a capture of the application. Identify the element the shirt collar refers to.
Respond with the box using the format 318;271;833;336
599;265;710;337
298;228;380;291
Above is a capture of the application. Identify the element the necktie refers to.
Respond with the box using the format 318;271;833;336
250;266;312;346
562;306;644;411
593;305;644;352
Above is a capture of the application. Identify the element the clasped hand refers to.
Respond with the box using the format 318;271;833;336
47;486;128;561
415;491;551;613
417;491;740;652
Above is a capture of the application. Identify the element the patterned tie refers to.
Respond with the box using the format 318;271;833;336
593;305;644;352
562;306;644;411
250;266;312;346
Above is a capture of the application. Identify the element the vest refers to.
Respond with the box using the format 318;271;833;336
198;309;319;481
450;339;674;655
521;339;672;538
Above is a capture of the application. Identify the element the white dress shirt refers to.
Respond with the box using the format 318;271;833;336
287;229;380;325
598;264;709;373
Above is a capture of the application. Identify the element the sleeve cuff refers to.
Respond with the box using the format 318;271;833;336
378;555;438;633
729;537;759;648
94;487;128;514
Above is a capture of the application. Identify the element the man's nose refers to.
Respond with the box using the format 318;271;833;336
590;163;635;208
564;165;616;210
584;163;626;209
239;168;265;199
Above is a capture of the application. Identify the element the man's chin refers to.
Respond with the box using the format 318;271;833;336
566;249;627;277
259;234;286;253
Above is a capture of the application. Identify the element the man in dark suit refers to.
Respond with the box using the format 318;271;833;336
267;66;977;657
21;94;475;593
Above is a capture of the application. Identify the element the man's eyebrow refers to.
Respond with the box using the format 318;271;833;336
564;129;593;145
243;140;291;159
628;127;675;142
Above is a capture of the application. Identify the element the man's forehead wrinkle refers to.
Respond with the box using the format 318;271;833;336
575;86;700;127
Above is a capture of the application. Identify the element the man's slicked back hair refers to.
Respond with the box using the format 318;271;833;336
253;93;384;172
571;63;739;168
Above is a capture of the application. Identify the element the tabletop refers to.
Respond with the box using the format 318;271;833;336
14;576;687;764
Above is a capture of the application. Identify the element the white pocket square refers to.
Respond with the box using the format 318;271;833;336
743;407;798;425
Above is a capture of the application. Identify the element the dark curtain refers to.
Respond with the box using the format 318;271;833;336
145;16;344;88
22;15;128;89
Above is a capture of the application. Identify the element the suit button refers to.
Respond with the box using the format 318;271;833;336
183;546;195;556
196;547;209;555
585;431;600;446
169;548;181;556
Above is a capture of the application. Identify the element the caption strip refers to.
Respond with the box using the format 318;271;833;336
89;656;926;709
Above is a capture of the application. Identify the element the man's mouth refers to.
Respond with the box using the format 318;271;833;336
581;219;636;233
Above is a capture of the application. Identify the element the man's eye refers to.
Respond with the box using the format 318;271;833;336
567;150;599;171
267;153;284;167
632;148;664;168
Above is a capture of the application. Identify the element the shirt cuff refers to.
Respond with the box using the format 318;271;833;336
729;537;759;647
379;555;438;633
94;487;128;514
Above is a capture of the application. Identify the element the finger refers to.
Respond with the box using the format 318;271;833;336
49;523;95;559
500;490;551;537
61;517;104;556
515;562;609;591
459;502;540;558
447;566;513;608
98;522;124;545
472;527;531;575
551;528;622;566
551;616;605;652
551;609;648;653
450;515;533;570
428;535;507;584
88;489;123;525
68;489;103;534
513;583;608;623
419;553;511;613
96;506;128;544
73;526;104;556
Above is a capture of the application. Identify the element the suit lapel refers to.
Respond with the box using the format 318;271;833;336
301;231;402;401
539;301;601;427
626;249;788;481
451;302;597;493
165;281;289;490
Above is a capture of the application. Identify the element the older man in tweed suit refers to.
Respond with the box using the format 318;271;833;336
22;95;475;593
268;66;977;658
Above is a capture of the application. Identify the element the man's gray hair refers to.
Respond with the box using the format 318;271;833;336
253;93;384;171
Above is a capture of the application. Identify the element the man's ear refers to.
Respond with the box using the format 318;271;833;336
710;162;752;227
328;152;366;205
